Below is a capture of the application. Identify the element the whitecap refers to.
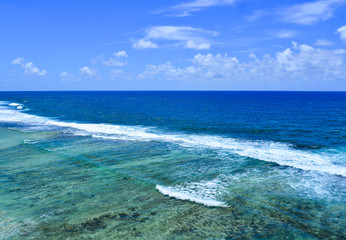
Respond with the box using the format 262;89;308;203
156;179;227;207
0;101;345;177
8;103;20;107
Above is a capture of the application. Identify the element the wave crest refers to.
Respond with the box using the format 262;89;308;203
0;101;345;177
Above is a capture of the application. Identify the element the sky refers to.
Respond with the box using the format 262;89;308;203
1;0;346;91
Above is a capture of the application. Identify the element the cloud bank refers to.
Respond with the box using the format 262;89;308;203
139;42;346;83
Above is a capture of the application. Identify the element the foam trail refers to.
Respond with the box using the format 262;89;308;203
0;101;345;176
156;179;227;207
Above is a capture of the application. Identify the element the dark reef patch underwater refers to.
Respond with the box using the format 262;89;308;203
0;91;345;239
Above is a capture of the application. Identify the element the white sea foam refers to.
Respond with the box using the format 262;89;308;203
9;103;20;107
157;167;345;208
156;179;227;207
0;101;345;177
24;139;38;144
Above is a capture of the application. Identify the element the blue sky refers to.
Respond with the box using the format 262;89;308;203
1;0;346;90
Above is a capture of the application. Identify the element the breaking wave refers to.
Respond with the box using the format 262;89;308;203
0;101;345;177
156;179;227;207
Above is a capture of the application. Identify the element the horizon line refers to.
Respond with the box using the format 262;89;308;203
0;90;345;92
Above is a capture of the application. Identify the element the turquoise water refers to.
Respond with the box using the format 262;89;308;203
0;91;345;239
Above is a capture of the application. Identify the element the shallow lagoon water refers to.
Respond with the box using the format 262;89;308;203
0;91;345;239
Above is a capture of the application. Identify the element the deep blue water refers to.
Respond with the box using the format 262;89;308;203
1;91;345;147
0;91;345;239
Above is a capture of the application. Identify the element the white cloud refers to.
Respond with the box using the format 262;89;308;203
23;63;47;76
133;39;159;49
12;57;47;76
135;26;217;50
139;42;346;83
192;53;239;67
103;59;125;67
60;71;68;77
12;57;24;64
271;30;298;39
146;26;218;40
279;0;346;25
60;71;80;82
314;39;335;46
245;10;268;22
102;50;128;66
185;40;210;50
159;0;237;17
79;66;97;75
139;62;200;80
114;50;128;58
337;25;346;42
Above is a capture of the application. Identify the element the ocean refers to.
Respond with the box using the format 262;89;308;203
0;91;345;239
